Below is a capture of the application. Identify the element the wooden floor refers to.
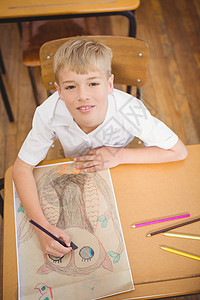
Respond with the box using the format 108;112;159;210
0;0;200;299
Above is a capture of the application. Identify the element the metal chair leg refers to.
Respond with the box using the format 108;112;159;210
0;194;4;218
0;178;4;218
121;10;137;38
0;49;14;122
121;10;136;94
27;66;40;106
0;49;6;74
17;24;39;106
127;86;132;94
136;86;143;100
0;72;14;122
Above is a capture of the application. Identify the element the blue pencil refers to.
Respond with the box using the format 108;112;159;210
29;219;78;250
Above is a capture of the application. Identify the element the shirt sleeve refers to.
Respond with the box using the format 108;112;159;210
119;95;178;149
133;100;178;149
140;114;178;149
18;107;56;165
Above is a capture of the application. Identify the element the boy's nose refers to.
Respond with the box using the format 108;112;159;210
78;86;89;101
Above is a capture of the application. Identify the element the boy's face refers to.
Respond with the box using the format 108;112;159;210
55;67;114;134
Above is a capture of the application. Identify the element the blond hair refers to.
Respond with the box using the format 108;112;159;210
53;37;113;83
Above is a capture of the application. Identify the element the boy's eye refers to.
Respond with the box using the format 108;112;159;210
65;85;75;90
89;82;99;87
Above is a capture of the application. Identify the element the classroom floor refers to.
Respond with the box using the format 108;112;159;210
0;0;200;299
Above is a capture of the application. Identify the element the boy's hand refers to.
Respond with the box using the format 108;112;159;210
74;146;121;172
34;223;72;257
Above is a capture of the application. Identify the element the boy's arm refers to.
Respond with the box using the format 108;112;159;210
74;138;188;172
118;138;188;164
12;157;72;256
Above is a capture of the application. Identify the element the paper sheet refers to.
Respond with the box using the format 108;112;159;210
13;162;134;299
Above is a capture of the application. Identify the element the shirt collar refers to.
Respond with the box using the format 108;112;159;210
52;93;115;132
53;97;74;127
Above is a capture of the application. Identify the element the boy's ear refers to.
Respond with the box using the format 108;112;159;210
108;74;114;94
54;82;63;100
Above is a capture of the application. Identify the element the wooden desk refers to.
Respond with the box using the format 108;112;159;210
3;144;200;299
0;0;140;37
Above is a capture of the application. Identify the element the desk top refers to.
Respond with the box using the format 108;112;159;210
0;0;140;21
3;144;200;299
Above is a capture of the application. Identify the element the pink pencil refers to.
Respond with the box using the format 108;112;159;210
131;213;190;228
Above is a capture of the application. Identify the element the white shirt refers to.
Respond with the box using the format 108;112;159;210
18;89;178;166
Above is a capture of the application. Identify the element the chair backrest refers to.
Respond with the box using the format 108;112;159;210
39;35;149;92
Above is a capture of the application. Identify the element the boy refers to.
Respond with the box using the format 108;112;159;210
12;37;187;258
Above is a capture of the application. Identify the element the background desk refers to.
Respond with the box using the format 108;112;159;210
3;144;200;299
0;0;139;109
0;0;140;37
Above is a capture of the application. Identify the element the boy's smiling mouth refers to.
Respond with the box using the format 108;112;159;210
77;105;95;112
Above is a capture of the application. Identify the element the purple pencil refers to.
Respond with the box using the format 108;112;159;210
131;213;190;228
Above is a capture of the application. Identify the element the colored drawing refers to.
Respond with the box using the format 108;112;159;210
34;283;53;300
13;162;134;300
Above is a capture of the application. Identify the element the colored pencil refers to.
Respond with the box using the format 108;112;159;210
29;219;78;250
160;246;200;261
146;217;200;237
163;232;200;240
131;213;190;228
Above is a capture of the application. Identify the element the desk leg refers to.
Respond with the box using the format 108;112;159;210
27;66;40;106
0;177;4;218
0;73;14;122
0;49;6;74
120;10;136;38
118;10;137;94
0;50;14;122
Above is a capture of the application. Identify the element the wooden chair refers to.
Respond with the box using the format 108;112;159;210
39;35;149;100
19;0;140;105
20;18;100;105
